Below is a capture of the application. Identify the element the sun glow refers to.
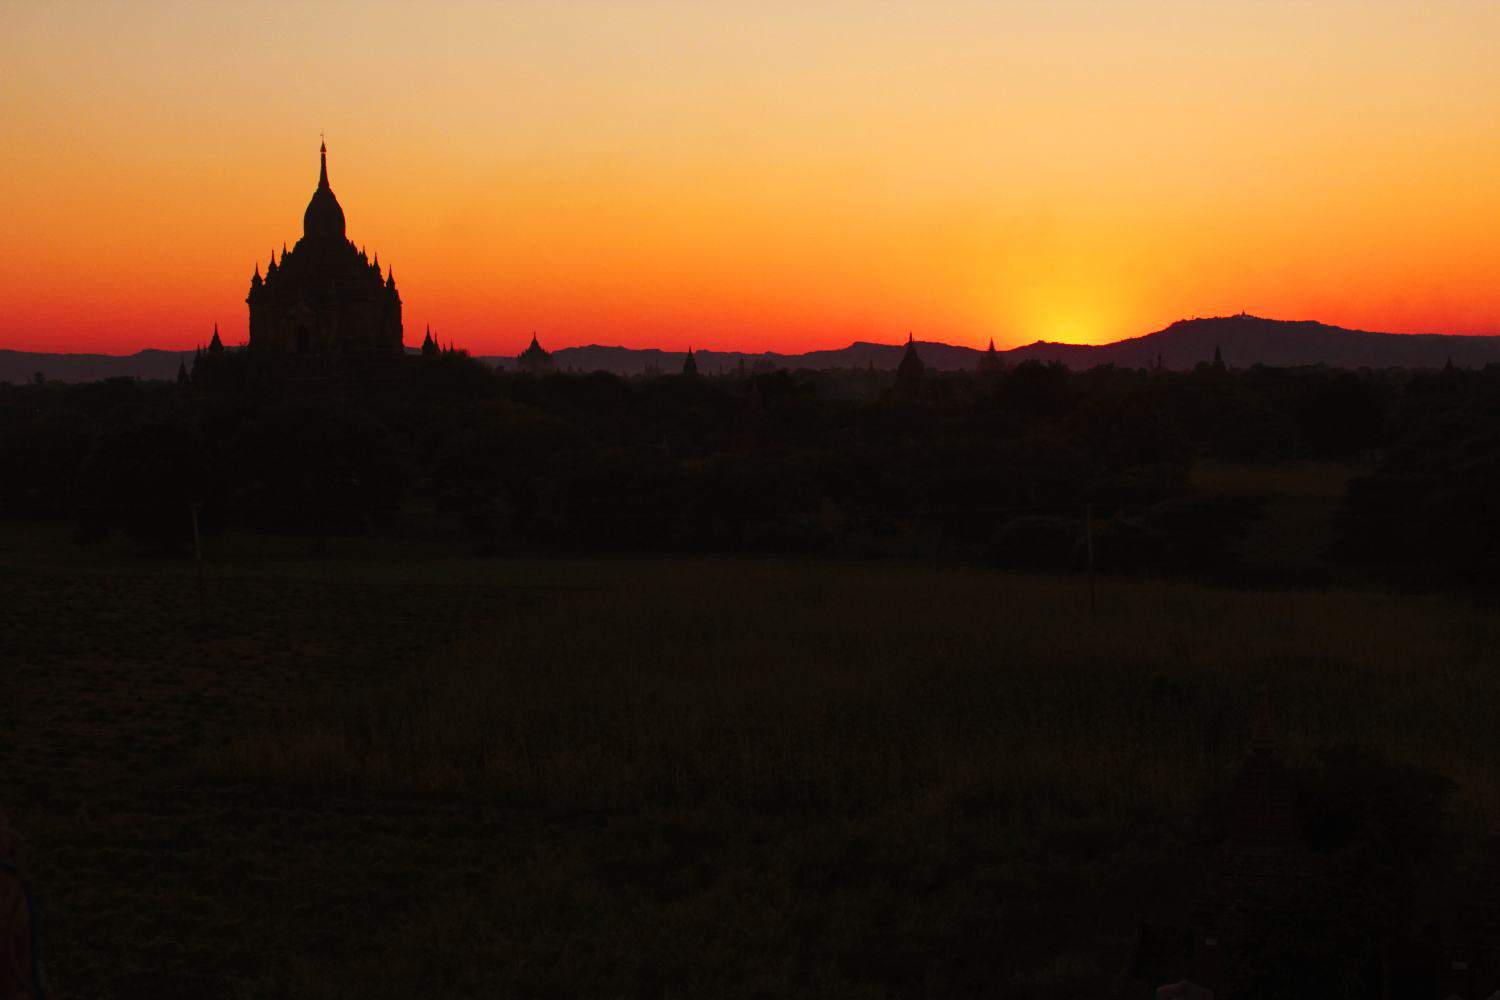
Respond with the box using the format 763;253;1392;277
3;1;1500;355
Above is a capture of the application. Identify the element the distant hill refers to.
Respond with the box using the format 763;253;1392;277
483;317;1500;375
477;340;989;376
9;316;1500;383
1003;315;1500;370
1;348;191;385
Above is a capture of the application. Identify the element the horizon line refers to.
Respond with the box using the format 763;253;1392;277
11;312;1500;359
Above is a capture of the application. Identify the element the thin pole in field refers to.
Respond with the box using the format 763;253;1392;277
189;499;205;624
1085;503;1096;615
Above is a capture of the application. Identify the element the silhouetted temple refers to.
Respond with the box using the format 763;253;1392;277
892;332;924;396
516;334;553;373
246;142;403;355
979;338;1004;372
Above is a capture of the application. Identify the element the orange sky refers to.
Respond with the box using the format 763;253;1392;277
3;1;1499;356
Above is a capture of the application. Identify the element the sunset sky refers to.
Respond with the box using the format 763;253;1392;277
3;1;1499;356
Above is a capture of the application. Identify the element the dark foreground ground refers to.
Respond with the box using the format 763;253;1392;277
2;522;1497;998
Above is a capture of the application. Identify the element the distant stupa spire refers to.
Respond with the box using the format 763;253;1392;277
319;136;329;189
979;337;1003;373
896;332;924;390
517;331;553;372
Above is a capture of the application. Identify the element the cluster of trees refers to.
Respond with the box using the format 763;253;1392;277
1336;364;1500;585
2;348;1488;582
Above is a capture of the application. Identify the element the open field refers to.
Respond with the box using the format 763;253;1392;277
3;524;1498;997
1191;460;1358;581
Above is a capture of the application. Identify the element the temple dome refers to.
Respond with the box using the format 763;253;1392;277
302;141;346;243
249;139;403;354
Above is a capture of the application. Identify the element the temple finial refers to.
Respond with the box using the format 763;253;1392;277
319;135;329;189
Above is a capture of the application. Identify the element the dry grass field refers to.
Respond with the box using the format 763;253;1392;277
1191;459;1357;579
2;521;1497;997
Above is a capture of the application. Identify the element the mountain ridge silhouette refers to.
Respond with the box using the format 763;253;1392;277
9;315;1500;383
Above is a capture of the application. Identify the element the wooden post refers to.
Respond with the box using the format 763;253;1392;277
189;500;205;624
1085;502;1096;614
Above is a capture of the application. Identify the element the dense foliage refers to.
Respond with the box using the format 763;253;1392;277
3;351;1491;581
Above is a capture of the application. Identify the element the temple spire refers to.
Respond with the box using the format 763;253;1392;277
980;337;1003;373
319;137;329;189
896;332;924;390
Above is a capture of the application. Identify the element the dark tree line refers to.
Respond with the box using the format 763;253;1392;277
3;348;1489;582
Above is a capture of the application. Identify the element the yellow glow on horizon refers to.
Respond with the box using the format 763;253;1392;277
2;1;1500;355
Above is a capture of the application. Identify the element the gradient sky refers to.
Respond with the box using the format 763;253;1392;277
3;1;1499;355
